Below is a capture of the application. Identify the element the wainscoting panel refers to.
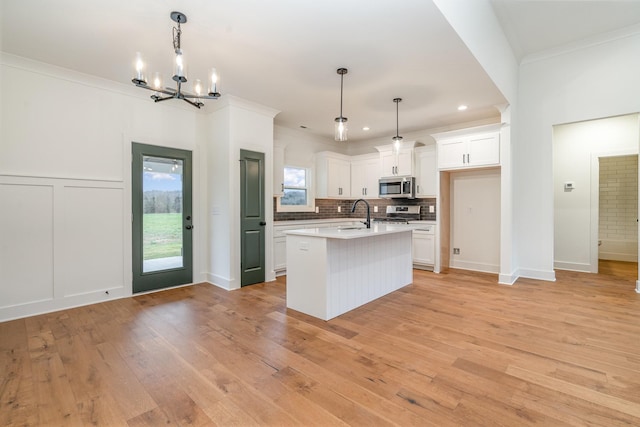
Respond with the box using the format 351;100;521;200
0;183;55;308
59;185;125;297
0;175;126;321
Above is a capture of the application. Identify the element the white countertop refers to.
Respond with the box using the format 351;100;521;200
283;223;414;239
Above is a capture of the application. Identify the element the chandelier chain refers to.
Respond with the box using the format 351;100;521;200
173;23;181;52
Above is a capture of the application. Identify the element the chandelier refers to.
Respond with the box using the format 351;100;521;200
334;68;348;141
392;98;403;151
132;11;220;109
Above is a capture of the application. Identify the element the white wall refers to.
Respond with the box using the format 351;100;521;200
450;168;501;273
517;29;640;281
0;53;205;321
553;114;639;271
206;97;278;290
275;125;344;169
428;0;519;284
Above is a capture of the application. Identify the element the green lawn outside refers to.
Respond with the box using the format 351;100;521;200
143;213;183;260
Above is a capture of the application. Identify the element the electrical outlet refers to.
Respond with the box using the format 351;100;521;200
374;206;378;213
429;205;435;213
337;206;341;213
315;206;319;213
453;248;460;255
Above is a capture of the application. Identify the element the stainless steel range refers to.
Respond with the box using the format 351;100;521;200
374;205;420;224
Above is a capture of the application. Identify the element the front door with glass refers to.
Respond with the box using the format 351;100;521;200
132;143;193;293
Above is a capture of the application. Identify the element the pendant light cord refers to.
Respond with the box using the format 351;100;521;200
339;72;344;118
395;101;399;138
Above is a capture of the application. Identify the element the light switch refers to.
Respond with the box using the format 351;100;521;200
337;206;341;213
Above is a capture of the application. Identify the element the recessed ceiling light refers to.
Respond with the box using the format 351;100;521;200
362;126;370;131
457;105;468;111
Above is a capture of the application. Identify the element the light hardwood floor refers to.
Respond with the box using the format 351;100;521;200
2;264;640;426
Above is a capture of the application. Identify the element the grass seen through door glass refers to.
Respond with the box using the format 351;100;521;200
143;213;182;259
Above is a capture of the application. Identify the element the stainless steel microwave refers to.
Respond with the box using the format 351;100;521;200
378;176;416;199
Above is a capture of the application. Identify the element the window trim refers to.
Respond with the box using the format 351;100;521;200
276;165;316;213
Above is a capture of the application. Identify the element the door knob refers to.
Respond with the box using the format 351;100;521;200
185;225;193;230
259;221;267;226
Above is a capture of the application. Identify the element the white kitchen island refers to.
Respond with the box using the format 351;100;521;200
284;224;413;320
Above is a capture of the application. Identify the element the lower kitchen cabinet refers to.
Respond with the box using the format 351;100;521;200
412;229;435;269
274;236;286;272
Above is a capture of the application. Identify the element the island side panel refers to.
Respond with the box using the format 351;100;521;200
286;234;329;320
326;231;413;320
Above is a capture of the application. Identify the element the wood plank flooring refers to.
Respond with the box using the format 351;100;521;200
2;265;640;426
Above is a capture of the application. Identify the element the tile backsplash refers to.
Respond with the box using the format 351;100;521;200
274;197;437;222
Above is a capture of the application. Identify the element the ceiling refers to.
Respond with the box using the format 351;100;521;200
2;1;640;142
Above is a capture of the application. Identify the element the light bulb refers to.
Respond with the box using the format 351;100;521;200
173;49;186;81
392;136;403;152
334;118;348;141
134;52;146;83
175;51;184;76
152;72;163;90
194;79;202;96
208;68;218;95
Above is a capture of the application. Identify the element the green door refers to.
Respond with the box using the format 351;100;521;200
132;143;193;293
240;149;266;286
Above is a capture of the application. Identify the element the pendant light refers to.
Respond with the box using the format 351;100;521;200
392;98;403;151
334;68;348;141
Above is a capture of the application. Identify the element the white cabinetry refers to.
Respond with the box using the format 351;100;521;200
415;145;437;197
350;154;379;199
412;230;435;268
316;152;351;198
434;124;501;170
376;142;415;177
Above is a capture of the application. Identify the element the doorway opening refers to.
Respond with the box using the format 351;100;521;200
597;154;638;280
552;113;639;290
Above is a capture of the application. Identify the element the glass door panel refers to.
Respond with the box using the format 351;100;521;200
142;156;184;273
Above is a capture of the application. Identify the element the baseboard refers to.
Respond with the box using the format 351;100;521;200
554;261;592;273
449;260;499;274
599;253;638;262
517;268;556;282
498;270;519;285
0;286;128;323
205;273;237;290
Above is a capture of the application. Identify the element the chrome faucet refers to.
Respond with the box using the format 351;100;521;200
351;199;371;229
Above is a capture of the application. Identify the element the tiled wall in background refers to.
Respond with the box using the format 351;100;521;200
274;197;437;222
598;155;638;261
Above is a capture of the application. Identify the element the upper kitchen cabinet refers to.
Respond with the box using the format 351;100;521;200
376;142;416;177
350;154;379;199
316;151;351;198
434;124;502;170
415;145;437;197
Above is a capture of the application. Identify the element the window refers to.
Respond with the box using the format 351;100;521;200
277;166;315;212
